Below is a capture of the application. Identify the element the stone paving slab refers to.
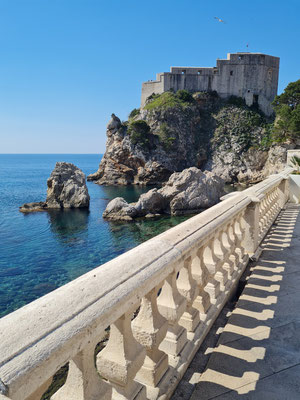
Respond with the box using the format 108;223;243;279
177;204;300;400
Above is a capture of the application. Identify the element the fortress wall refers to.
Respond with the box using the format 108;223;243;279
141;53;280;115
163;72;218;93
141;73;164;107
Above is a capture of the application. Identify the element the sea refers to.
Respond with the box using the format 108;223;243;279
0;154;191;318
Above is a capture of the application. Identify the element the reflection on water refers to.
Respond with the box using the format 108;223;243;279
100;184;151;203
47;209;89;242
108;214;191;247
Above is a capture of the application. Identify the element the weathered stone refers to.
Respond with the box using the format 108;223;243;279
103;197;137;221
19;201;48;213
106;113;121;135
88;98;291;187
160;168;225;215
102;168;224;220
46;162;90;209
20;162;90;212
135;189;165;215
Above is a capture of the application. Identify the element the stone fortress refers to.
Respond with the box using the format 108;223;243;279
141;52;280;116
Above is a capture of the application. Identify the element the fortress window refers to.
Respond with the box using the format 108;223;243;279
181;70;186;75
268;68;273;81
198;70;202;74
238;55;243;60
230;70;233;76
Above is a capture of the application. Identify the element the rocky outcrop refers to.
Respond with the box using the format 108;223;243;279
103;167;224;220
88;93;293;186
102;197;137;221
19;202;48;213
46;162;90;208
20;162;90;212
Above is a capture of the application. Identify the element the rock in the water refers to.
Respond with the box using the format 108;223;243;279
164;168;225;215
102;167;224;220
19;201;48;213
46;162;90;209
103;197;137;221
135;189;165;215
19;162;90;212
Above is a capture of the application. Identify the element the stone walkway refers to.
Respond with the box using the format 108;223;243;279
173;204;300;400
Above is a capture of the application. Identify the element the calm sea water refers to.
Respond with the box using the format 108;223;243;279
0;154;190;318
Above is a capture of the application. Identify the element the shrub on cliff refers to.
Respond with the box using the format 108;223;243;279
145;90;195;110
158;122;176;150
128;108;140;119
272;79;300;141
128;120;152;149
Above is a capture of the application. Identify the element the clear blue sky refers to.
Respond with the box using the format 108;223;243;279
0;0;299;154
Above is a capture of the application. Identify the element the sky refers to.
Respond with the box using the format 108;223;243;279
0;0;299;154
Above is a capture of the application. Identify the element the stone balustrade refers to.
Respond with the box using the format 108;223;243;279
0;168;293;400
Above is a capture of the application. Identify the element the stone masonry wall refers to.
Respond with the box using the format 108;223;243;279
141;53;280;116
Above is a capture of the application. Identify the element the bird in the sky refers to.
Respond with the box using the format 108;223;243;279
214;16;226;23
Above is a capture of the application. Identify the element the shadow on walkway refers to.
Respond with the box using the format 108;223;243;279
179;205;300;400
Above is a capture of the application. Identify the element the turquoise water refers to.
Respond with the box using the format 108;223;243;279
0;154;190;318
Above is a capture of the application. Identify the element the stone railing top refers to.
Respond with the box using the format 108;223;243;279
0;167;293;398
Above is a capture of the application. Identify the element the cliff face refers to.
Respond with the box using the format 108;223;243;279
88;92;293;186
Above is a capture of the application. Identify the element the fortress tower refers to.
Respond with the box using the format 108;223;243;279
141;52;280;116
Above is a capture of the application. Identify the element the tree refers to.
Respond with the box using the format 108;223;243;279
272;79;300;141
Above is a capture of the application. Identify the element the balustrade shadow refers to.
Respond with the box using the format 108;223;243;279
189;205;300;400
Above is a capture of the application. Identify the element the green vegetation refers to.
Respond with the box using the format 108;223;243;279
128;108;140;119
272;79;300;141
158;122;176;150
128;119;153;149
144;90;195;110
290;155;300;173
41;364;69;400
227;95;247;107
212;105;267;151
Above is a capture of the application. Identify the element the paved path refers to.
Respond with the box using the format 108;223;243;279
174;204;300;400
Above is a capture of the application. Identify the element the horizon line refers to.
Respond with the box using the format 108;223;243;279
0;153;103;155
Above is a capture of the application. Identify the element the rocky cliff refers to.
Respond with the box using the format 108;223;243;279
88;91;294;186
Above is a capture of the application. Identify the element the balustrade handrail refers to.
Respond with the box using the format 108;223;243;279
0;167;293;400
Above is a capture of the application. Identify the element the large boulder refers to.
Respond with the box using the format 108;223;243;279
102;197;137;221
135;189;165;215
164;169;225;215
46;162;90;208
19;162;90;212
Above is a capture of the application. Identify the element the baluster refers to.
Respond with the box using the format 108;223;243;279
265;193;272;224
132;285;169;387
226;222;239;273
213;230;229;289
191;248;212;319
202;240;221;304
53;336;111;400
261;197;268;233
97;311;146;400
157;270;187;357
234;213;246;265
274;187;281;215
177;257;200;333
219;226;235;282
258;200;264;238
